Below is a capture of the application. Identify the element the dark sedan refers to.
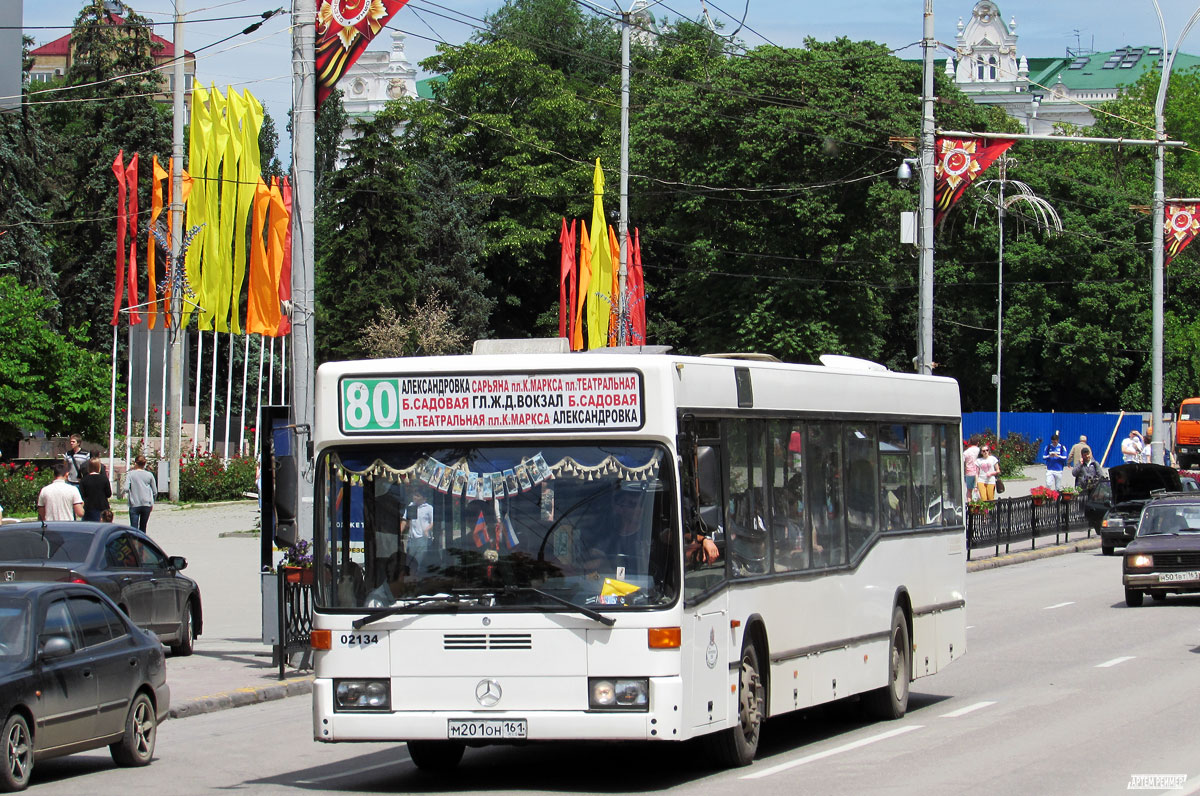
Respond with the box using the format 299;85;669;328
0;582;170;791
0;523;201;655
1123;494;1200;606
1098;464;1182;555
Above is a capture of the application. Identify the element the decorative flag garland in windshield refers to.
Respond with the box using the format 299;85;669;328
933;136;1015;226
329;451;661;500
1165;203;1200;266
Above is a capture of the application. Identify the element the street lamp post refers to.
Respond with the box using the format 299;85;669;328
1150;2;1200;467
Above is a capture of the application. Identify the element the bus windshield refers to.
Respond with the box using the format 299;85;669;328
316;443;678;613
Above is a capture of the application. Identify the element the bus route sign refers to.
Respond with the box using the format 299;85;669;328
338;371;644;434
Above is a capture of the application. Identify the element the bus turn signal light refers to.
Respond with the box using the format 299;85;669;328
648;627;681;648
310;630;332;650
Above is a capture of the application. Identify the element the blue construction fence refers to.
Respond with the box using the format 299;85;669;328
962;412;1145;469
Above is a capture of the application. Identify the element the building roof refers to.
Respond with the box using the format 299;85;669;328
1030;47;1200;93
416;75;445;100
29;14;194;60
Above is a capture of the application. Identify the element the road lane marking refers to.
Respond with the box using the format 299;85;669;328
740;725;923;779
1095;656;1136;668
939;701;997;718
1043;601;1075;610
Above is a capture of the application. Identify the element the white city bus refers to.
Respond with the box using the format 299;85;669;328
308;344;966;771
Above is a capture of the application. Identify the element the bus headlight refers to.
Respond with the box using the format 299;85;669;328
334;679;391;711
589;678;649;711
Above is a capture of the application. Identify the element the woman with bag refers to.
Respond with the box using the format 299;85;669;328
976;445;1000;501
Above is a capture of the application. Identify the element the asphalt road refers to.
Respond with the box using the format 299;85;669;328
22;548;1200;796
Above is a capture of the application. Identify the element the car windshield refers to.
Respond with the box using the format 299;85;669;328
0;528;92;563
0;598;31;664
1138;505;1200;535
316;443;678;612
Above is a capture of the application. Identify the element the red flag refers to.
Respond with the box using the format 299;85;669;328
276;176;294;335
111;150;127;326
472;511;490;548
631;227;645;344
934;137;1014;226
607;225;620;347
1166;203;1200;266
316;0;411;111
125;153;142;325
558;218;576;339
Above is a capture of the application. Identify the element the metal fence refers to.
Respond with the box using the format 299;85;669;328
962;412;1144;469
277;572;314;680
966;495;1092;560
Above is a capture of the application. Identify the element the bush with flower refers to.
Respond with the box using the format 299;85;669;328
178;453;258;502
1058;485;1079;500
968;497;993;515
0;462;55;517
278;538;313;570
1029;485;1059;505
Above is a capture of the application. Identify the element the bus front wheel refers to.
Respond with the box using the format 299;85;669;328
406;740;465;773
864;606;911;720
705;641;764;767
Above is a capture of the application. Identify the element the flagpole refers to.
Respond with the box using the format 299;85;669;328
239;333;250;457
208;330;218;456
223;332;234;461
280;336;287;405
192;329;204;453
125;325;134;468
267;337;275;406
254;335;265;459
108;325;118;489
143;326;152;455
159;329;168;456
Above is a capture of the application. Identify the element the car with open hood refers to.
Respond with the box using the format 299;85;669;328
1097;463;1182;555
1122;493;1200;606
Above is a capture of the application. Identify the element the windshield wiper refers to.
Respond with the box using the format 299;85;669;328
352;593;466;629
505;585;615;626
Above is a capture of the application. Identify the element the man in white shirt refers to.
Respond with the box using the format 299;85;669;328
38;462;84;522
1121;430;1144;463
404;488;435;572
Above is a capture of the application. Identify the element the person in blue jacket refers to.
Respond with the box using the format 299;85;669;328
1042;433;1068;490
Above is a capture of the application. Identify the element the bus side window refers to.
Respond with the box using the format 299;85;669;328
844;423;878;561
770;421;809;572
806;422;846;567
682;439;727;599
728;420;769;577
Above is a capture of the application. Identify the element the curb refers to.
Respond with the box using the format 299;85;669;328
967;535;1103;572
168;675;313;719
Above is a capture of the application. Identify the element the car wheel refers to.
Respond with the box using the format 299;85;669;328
1151;591;1168;603
170;600;196;657
110;693;156;767
406;741;464;772
1125;588;1145;608
704;639;765;767
1;713;32;792
863;606;912;720
1102;545;1114;556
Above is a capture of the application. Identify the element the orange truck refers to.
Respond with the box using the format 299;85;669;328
1177;398;1200;469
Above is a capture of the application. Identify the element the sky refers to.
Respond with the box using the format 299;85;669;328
20;0;1200;157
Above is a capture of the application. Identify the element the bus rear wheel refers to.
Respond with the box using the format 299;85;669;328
705;641;764;767
864;607;910;720
406;740;464;773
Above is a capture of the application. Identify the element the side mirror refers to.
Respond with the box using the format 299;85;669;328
40;635;74;660
168;555;188;571
696;446;720;506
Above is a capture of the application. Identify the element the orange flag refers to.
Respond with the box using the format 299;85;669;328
572;221;591;351
276;177;293;336
267;177;289;335
125;153;141;326
147;156;167;329
246;178;279;335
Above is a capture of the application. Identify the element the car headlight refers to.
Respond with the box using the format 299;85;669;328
334;679;390;711
589;678;649;711
1128;554;1154;568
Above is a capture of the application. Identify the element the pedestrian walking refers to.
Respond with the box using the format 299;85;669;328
963;440;980;498
1121;430;1144;463
63;434;90;486
1067;435;1088;468
78;456;112;522
124;454;157;532
1042;433;1068;490
38;461;83;522
976;445;1000;501
1072;447;1104;493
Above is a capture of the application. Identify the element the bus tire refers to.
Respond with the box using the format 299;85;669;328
864;606;910;720
406;740;464;773
705;641;764;767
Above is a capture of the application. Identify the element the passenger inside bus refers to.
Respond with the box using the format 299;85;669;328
365;552;411;607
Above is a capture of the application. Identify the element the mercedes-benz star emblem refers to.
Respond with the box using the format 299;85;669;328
2;571;13;582
475;679;502;707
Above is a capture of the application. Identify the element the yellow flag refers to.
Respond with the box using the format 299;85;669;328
180;81;210;330
231;90;264;334
198;84;228;331
588;159;612;349
212;85;242;333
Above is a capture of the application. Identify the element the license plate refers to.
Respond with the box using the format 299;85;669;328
447;719;527;739
1159;571;1200;582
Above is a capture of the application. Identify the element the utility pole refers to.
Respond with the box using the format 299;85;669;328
291;0;317;543
917;0;936;375
167;0;185;500
616;11;630;345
